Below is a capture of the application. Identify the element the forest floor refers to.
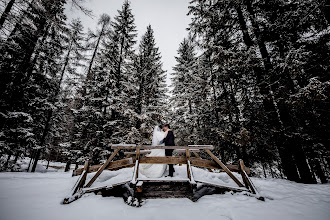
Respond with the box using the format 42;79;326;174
0;160;329;220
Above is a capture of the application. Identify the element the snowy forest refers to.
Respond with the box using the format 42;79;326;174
0;0;329;186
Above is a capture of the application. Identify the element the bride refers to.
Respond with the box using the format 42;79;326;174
139;125;170;178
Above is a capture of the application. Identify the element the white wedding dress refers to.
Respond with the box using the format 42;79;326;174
139;126;167;178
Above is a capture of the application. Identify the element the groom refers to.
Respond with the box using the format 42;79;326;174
161;124;175;177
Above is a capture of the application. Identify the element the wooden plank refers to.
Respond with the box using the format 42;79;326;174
111;145;214;150
174;149;200;153
137;178;189;182
186;149;191;181
85;148;120;187
205;149;244;187
195;180;248;192
132;160;139;184
239;160;250;189
73;160;89;194
135;148;140;181
63;160;89;204
73;158;136;176
192;152;213;172
124;150;151;155
83;180;130;193
139;156;187;164
239;160;259;195
73;158;250;176
189;158;250;174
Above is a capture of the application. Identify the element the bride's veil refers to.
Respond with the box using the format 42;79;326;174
152;125;161;146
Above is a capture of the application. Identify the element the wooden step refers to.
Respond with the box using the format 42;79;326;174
137;181;194;199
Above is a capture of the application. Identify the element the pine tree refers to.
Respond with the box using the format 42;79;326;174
133;25;167;143
99;0;137;144
0;0;68;171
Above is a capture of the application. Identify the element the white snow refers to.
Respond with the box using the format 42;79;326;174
0;165;330;220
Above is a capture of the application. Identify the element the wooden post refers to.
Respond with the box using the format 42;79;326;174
63;160;90;204
239;159;258;194
205;149;244;187
85;148;120;187
186;149;191;180
135;147;140;181
239;159;249;188
72;160;90;194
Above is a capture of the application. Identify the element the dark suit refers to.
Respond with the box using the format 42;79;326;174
161;131;175;176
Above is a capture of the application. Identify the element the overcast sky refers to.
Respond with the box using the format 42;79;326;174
66;0;191;86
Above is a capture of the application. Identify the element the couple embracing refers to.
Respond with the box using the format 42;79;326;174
140;124;175;178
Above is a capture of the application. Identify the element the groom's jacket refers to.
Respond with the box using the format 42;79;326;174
162;131;175;146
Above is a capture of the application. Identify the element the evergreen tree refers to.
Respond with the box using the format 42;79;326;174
0;0;68;171
133;25;167;144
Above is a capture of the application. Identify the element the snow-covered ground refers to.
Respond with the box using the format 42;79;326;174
0;164;330;220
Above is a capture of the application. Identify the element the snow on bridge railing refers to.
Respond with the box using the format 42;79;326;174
110;144;214;150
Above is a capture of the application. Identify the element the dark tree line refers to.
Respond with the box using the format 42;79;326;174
0;0;167;170
170;0;329;183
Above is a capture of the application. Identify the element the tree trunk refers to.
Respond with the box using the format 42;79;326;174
290;136;316;183
64;160;71;172
242;0;302;182
269;163;275;178
86;23;105;82
31;149;40;172
313;158;327;183
235;5;253;48
31;110;52;172
13;151;19;163
46;152;51;169
4;153;12;169
0;0;16;29
261;162;267;178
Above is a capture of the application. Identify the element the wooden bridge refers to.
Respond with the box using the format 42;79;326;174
63;145;264;206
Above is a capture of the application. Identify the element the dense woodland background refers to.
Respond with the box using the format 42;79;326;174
0;0;329;184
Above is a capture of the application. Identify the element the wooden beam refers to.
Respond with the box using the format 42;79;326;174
189;158;250;174
239;160;259;194
63;160;89;204
186;149;191;181
192;152;213;172
111;145;214;150
73;157;250;176
139;156;187;164
239;160;250;188
135;148;140;181
73;160;89;194
85;148;120;187
196;180;248;192
205;149;244;187
124;150;151;155
174;149;200;153
73;158;136;176
132;160;139;184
